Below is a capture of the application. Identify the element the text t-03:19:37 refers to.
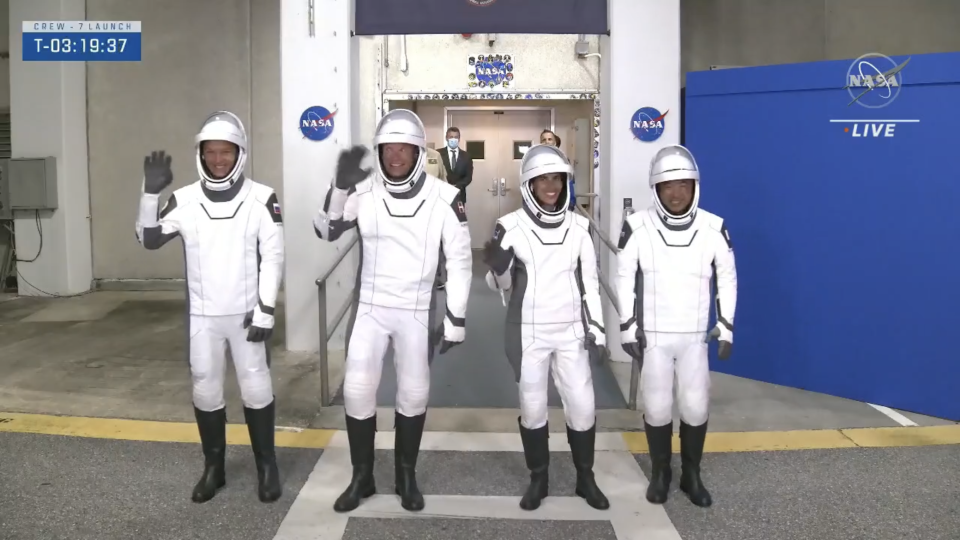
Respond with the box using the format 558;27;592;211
34;38;128;54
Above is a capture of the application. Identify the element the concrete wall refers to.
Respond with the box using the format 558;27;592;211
682;0;960;81
6;0;952;281
87;0;281;280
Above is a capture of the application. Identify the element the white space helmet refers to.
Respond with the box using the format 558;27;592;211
373;109;427;193
649;144;700;227
520;144;573;225
195;111;248;191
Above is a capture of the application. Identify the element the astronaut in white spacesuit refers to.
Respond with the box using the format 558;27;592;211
135;111;285;504
615;144;737;508
313;109;472;513
483;144;609;512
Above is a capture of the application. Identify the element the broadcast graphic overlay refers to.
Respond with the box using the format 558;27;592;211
22;21;141;62
829;53;918;138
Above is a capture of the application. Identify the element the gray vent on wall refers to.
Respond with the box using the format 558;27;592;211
0;111;10;159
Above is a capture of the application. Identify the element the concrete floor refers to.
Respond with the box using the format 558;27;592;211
1;288;959;540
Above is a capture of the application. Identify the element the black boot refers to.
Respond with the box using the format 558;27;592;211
191;407;227;503
644;418;673;504
679;420;712;508
244;400;282;503
567;424;610;510
394;411;426;511
333;414;377;512
518;417;549;510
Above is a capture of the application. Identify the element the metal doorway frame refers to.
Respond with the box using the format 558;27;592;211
441;105;556;138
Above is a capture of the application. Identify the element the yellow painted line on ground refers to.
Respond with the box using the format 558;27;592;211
2;411;958;453
0;412;334;449
621;424;960;453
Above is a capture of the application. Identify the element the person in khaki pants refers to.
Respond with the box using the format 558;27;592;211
425;146;450;288
425;146;447;182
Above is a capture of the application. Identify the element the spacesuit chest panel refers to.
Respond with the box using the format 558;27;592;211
179;182;261;316
356;180;445;309
510;214;583;325
638;212;714;332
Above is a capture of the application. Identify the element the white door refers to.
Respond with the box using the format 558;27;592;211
448;109;552;248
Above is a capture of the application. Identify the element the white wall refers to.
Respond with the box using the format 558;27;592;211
600;0;681;363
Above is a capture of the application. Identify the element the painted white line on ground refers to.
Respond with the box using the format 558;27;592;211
868;403;918;426
273;432;681;540
350;494;616;520
325;430;629;452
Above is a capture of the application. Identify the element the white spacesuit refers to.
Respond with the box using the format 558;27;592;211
134;111;284;505
313;109;472;514
483;144;609;512
615;144;737;509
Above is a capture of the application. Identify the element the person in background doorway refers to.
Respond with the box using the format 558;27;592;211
424;146;448;182
540;129;575;210
135;111;284;505
425;145;449;289
440;127;473;203
482;144;609;513
615;144;737;509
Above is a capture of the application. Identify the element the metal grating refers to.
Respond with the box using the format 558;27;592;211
0;111;10;159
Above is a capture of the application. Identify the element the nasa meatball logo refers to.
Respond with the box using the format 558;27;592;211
299;105;337;142
630;107;668;142
466;0;497;5
844;53;909;109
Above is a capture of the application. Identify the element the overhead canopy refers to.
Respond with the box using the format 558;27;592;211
354;0;608;36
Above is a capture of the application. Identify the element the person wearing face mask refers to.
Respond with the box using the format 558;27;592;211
440;127;473;203
481;144;609;513
540;129;575;210
615;144;737;509
313;109;472;514
134;111;285;505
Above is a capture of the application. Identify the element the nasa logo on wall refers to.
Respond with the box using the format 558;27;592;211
630;107;668;142
299;106;337;142
467;53;514;89
845;52;907;109
466;0;497;6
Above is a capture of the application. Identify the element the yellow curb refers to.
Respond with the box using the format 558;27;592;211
622;424;960;454
0;412;334;449
3;412;957;454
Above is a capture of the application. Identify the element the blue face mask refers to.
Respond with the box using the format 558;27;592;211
447;138;459;149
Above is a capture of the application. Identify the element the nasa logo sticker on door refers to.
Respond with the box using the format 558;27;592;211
299;106;337;142
630;107;668;142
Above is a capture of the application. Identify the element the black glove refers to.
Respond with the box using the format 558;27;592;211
143;150;173;195
431;325;460;355
243;311;273;343
335;146;372;190
705;327;733;360
585;334;602;365
621;329;646;366
482;240;514;275
439;339;459;354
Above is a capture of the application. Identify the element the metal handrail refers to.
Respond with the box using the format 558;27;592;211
315;233;360;406
574;202;641;411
